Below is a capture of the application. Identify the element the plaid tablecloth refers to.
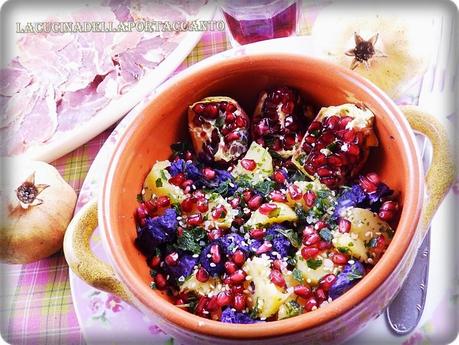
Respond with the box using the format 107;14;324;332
1;28;232;345
1;4;456;345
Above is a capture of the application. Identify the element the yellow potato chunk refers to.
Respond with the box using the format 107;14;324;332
332;232;368;261
180;270;221;296
142;160;186;203
245;202;298;229
295;247;337;286
244;256;290;319
231;142;273;184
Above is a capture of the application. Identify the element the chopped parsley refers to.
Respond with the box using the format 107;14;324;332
337;246;350;253
155;178;163;187
282;300;303;318
346;267;363;281
249;297;260;318
136;193;143;202
274;228;301;248
306;259;323;270
175;227;206;254
292;268;304;283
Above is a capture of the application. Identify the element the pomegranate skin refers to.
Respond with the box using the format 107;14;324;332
292;103;378;189
251;86;312;158
188;97;250;166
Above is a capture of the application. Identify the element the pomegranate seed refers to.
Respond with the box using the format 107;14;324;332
319;274;337;292
144;200;157;214
259;203;278;215
165;252;179;266
206;296;219;311
311;153;327;167
204;104;219;119
328;154;344;167
303;225;315;236
230;270;246;285
227;102;237;112
378;210;394;222
288;184;302;200
225;261;237;274
154;273;167;290
281;100;294;114
273;170;287;184
369;235;387;257
304;233;320;246
338;218;351;233
136;206;148;219
319;240;332;250
308;121;322;132
232;250;246;266
304;135;317;144
196;198;209;212
184;151;193;160
347;144;360;156
332;253;348;265
269;269;286;287
149;256;160;268
304;297;318;311
315;288;327;303
256;241;272;254
380;200;399;212
181;179;193;190
210;244;221;264
169;173;186;186
196;267;209;282
202;167;216;180
225;112;235;123
241;159;257;171
315;221;327;230
301;247;319;260
235;117;247;128
359;175;378;193
195;296;209;315
229;197;240;209
272;259;283;271
294;285;312;299
366;172;381;185
303;190;316;207
187;213;203;226
325;115;340;129
242;190;253;202
231;285;244;294
247;195;263;210
180;197;195;212
249;228;265;240
175;298;185;306
339;116;353;129
211;204;227;219
317;166;332;177
270;190;287;202
157;196;170;207
233;294;247;311
216;291;232;307
224;132;240;143
208;228;222;241
192;103;206;115
343;129;356;142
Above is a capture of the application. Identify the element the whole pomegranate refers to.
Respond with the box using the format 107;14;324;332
292;103;378;189
188;97;250;165
251;86;311;158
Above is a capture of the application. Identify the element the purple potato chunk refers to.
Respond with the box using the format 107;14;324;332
329;261;365;300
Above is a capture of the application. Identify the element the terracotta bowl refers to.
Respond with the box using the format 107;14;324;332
64;52;454;345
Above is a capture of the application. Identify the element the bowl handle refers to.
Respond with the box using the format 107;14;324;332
400;105;456;232
63;199;131;302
